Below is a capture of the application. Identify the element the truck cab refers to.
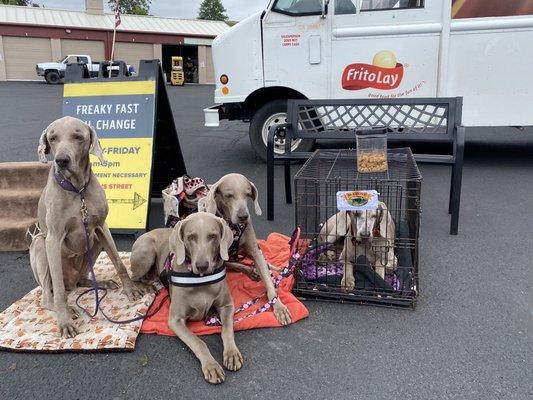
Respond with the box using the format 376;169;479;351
205;0;533;160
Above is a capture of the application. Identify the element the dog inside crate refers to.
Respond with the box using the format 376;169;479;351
293;151;420;305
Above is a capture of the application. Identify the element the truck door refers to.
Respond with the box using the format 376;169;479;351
262;0;331;99
330;0;441;99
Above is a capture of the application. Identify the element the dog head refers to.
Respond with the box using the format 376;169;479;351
169;212;233;276
348;202;395;244
202;173;262;224
38;116;105;175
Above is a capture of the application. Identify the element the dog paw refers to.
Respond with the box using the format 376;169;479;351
68;306;80;320
246;268;261;281
273;301;292;325
59;319;78;338
202;360;225;384
123;284;144;301
98;279;120;290
223;347;243;371
341;275;355;291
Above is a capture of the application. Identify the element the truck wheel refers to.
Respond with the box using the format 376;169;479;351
45;71;60;85
249;100;314;162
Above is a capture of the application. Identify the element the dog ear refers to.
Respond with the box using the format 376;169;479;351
248;180;262;216
319;211;349;243
88;125;105;164
38;128;50;163
204;180;220;215
376;202;395;241
169;220;186;265
217;217;234;261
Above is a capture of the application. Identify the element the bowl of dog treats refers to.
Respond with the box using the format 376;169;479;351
356;130;388;173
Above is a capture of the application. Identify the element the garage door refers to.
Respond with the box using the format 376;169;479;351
114;42;153;71
61;39;105;61
3;36;52;80
206;46;214;84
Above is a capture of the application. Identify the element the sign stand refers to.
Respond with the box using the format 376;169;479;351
63;60;187;236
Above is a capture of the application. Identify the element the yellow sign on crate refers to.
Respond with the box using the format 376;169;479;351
63;80;157;231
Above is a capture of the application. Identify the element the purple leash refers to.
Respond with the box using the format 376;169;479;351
55;173;163;324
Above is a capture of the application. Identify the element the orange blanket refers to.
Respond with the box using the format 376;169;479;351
140;233;309;336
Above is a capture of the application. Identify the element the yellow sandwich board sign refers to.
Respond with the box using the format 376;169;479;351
63;60;186;234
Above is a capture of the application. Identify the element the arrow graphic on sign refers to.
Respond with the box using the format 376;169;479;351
108;192;147;210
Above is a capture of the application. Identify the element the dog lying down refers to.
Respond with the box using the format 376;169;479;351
130;212;241;384
319;202;397;291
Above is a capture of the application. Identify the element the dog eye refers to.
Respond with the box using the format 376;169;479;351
225;193;233;199
207;234;217;241
186;234;197;242
73;135;84;141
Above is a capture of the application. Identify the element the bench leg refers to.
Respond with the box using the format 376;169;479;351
450;127;465;235
284;161;292;204
267;144;275;221
448;165;455;214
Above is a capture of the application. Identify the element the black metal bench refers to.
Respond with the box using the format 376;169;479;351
267;97;465;235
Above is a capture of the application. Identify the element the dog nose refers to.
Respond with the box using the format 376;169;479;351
237;212;249;222
55;155;70;168
196;263;209;274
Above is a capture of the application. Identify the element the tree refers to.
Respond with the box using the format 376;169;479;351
1;0;31;5
198;0;228;21
108;0;150;15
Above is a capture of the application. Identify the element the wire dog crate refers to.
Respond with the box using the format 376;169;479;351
293;148;422;308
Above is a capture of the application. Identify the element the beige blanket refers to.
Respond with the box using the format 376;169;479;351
0;252;154;352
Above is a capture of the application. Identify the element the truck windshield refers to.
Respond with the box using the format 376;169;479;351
58;56;68;63
272;0;322;15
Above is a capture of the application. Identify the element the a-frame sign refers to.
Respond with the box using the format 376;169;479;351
63;60;186;235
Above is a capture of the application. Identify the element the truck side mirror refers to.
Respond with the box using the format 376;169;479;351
321;0;330;19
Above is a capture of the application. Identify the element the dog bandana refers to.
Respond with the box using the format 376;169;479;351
227;222;247;261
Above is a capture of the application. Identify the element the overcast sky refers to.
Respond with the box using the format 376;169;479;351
35;0;269;21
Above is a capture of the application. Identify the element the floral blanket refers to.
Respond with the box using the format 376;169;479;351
0;252;154;352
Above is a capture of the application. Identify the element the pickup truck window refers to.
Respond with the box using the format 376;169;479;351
361;0;424;11
272;0;323;16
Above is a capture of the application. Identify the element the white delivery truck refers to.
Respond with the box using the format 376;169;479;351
204;0;533;160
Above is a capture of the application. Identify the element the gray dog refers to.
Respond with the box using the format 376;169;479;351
130;212;242;384
29;116;142;338
200;173;292;325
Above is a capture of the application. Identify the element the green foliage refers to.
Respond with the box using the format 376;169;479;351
108;0;151;15
1;0;32;5
198;0;228;21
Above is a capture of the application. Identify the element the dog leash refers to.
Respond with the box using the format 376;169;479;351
205;227;301;326
54;172;165;324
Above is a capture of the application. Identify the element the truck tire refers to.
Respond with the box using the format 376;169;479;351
249;99;314;162
45;70;60;85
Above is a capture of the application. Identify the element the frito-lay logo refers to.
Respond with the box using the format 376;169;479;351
342;51;404;91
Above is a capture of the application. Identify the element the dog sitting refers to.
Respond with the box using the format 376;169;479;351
319;202;397;291
29;116;143;338
130;212;242;384
199;173;292;326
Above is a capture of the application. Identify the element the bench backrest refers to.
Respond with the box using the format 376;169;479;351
286;97;463;144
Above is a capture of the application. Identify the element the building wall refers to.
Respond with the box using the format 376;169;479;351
0;36;6;81
0;23;214;82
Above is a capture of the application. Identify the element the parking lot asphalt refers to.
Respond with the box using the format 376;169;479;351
0;82;532;400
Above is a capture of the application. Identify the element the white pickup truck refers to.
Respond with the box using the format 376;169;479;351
36;54;134;84
205;0;533;160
